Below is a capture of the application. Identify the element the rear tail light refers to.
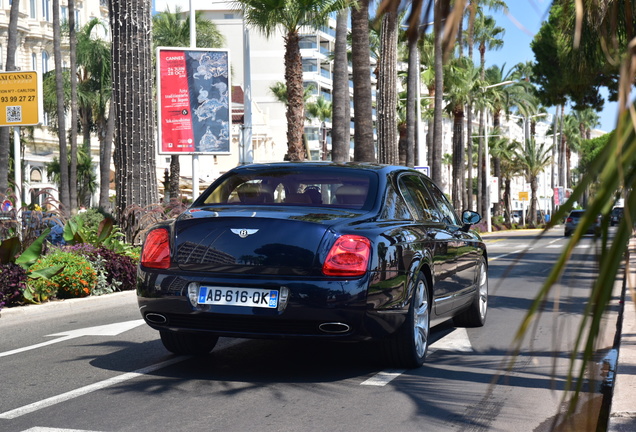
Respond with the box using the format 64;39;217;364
141;228;171;269
323;235;371;277
566;217;573;223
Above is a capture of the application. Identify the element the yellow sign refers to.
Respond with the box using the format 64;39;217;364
519;191;529;201
0;71;42;126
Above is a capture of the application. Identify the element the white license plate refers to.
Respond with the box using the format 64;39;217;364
197;286;278;308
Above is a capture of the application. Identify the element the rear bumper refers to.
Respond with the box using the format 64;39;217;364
137;270;407;341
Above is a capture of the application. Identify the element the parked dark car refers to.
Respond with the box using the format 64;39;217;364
138;163;488;368
611;207;624;226
564;209;601;237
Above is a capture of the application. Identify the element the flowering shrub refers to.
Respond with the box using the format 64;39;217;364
0;263;27;309
29;250;97;299
63;244;136;292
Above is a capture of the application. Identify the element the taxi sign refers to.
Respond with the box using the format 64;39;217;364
0;71;42;126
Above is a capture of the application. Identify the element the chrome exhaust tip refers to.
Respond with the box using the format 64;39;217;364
145;313;168;325
318;322;351;334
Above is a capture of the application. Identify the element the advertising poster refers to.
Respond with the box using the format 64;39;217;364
157;48;231;154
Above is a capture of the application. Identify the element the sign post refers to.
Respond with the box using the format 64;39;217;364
0;71;42;210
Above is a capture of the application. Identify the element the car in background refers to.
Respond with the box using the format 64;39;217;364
564;209;601;237
611;207;624;226
137;162;488;368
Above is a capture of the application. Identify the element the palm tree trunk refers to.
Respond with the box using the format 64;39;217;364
0;0;20;194
69;0;79;212
465;101;473;210
405;30;418;168
452;109;464;210
377;3;399;164
351;0;375;162
331;9;350;162
432;0;444;186
109;0;158;228
53;0;71;214
284;31;305;161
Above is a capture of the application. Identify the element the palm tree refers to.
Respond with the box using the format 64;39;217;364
306;97;332;160
52;0;71;214
235;0;350;161
472;11;504;216
376;1;399;164
562;113;583;190
493;138;523;224
0;0;21;193
152;6;226;200
109;0;159;228
517;139;552;226
351;0;375;162
444;56;478;210
573;107;600;141
68;0;79;214
76;19;114;212
153;6;225;48
331;9;350;162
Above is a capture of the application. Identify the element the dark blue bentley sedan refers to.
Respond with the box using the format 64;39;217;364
137;162;488;368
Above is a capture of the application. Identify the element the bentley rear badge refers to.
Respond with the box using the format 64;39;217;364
231;228;259;238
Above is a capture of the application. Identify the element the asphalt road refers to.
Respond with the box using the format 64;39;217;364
0;227;619;432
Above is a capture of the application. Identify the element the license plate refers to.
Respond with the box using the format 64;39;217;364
197;286;278;308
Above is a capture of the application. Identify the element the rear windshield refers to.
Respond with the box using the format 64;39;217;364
196;167;378;210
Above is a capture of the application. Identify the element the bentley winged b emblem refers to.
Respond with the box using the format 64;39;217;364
230;228;259;239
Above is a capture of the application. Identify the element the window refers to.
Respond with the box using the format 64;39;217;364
421;176;461;226
32;53;37;70
30;0;37;19
41;51;49;73
42;0;50;21
398;175;440;222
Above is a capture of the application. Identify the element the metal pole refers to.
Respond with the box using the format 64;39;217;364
484;109;491;232
242;19;253;164
189;0;200;201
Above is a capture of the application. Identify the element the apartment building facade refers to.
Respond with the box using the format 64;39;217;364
0;0;109;207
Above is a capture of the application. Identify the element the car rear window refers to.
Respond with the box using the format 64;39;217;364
198;168;377;210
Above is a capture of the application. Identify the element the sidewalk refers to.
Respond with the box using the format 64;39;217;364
608;240;636;431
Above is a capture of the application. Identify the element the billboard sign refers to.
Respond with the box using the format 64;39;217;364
157;48;231;154
0;71;42;126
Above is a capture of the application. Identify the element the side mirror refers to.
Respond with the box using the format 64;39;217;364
461;210;481;232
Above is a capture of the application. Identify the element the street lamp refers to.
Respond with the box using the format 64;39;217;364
482;81;515;232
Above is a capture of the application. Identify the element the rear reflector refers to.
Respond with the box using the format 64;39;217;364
323;235;371;277
141;228;171;269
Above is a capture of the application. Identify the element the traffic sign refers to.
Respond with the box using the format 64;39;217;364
519;191;529;201
0;71;42;126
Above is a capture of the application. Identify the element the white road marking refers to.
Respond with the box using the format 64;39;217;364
360;328;473;386
490;250;523;261
0;356;187;420
0;320;145;358
22;428;103;432
360;369;406;386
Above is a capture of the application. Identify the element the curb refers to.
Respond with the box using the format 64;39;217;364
0;290;137;320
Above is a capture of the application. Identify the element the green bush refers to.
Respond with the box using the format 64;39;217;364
29;250;97;299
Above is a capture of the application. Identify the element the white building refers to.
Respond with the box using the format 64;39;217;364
0;0;109;208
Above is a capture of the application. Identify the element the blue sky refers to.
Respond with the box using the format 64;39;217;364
485;0;617;132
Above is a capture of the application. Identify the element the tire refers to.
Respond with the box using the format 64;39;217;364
454;259;488;328
159;330;219;355
382;273;430;368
